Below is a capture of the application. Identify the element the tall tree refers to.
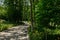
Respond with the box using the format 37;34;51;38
4;0;23;23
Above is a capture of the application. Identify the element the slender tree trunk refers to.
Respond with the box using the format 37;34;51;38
33;0;35;28
30;0;33;32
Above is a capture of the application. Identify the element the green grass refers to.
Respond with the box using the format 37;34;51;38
0;19;16;31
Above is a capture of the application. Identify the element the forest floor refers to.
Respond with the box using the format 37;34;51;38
0;22;30;40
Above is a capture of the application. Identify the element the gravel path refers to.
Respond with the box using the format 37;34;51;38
0;25;29;40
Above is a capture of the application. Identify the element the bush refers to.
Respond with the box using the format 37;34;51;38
29;0;60;40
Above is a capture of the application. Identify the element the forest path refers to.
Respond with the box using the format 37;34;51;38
0;24;30;40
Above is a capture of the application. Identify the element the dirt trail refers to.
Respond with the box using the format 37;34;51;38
0;25;29;40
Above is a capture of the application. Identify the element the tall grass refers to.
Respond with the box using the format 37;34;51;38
0;19;15;31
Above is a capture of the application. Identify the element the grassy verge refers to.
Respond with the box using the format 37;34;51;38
0;19;23;31
28;26;60;40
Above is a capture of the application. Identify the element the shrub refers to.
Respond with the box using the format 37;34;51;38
29;0;60;40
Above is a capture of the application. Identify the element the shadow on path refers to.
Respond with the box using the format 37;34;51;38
0;25;29;40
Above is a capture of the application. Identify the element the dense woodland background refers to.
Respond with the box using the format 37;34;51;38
0;0;60;40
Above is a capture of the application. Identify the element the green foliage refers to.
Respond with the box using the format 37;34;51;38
29;31;44;40
29;0;60;40
0;19;14;31
0;6;8;20
4;0;23;23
